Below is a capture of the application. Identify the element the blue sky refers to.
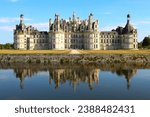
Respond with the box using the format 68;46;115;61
0;0;150;44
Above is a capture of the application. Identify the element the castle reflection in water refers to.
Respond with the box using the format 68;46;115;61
12;64;137;90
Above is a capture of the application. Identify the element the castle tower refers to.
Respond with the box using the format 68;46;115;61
121;14;138;50
55;14;60;31
49;18;52;31
72;12;77;32
19;14;25;30
51;14;65;50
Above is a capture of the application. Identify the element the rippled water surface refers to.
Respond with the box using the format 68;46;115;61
0;63;150;100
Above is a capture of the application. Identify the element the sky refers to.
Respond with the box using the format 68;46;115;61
0;0;150;44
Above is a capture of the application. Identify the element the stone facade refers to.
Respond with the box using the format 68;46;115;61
14;13;138;50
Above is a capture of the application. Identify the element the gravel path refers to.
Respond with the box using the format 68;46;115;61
69;50;81;54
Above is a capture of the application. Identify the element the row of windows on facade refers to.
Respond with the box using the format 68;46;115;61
53;44;115;49
51;24;98;30
26;33;116;38
16;38;136;44
21;33;137;39
17;35;134;42
52;44;84;49
49;34;136;39
50;34;117;38
17;43;135;49
17;44;137;49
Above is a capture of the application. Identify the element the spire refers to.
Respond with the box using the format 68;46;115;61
73;11;76;21
90;13;93;17
126;78;131;90
49;18;52;25
127;14;131;21
123;14;134;34
88;13;93;30
127;14;131;24
20;14;24;25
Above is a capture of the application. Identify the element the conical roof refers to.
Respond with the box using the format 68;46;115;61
123;14;134;34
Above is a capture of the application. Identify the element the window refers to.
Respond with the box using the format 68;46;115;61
65;45;67;48
112;39;114;43
96;44;98;48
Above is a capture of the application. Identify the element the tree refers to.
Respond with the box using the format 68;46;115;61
4;43;12;49
0;43;14;49
142;37;150;47
138;42;142;49
0;44;3;49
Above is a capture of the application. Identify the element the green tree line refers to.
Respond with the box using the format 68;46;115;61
138;36;150;49
0;43;14;49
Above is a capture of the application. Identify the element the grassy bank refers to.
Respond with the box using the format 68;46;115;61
78;50;150;54
0;50;71;54
0;49;150;54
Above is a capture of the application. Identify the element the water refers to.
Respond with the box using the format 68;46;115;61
0;63;150;100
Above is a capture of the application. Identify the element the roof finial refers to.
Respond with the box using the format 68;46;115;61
127;14;131;23
73;11;76;21
20;14;24;25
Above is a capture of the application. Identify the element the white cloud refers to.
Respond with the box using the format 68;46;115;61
31;23;49;29
10;0;19;2
0;22;48;32
28;22;49;31
135;20;150;25
0;17;18;23
103;12;112;15
0;17;31;23
101;25;117;31
101;23;124;31
0;26;14;31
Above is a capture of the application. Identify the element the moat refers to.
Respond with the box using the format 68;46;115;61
0;63;150;100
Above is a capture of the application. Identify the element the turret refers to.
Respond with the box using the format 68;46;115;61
49;18;52;31
88;13;93;30
55;14;60;31
72;12;77;32
18;14;25;31
72;12;76;22
20;14;24;25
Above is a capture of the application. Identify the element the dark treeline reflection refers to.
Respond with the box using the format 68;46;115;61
0;62;150;90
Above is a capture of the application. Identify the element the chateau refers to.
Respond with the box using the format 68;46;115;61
14;13;138;50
